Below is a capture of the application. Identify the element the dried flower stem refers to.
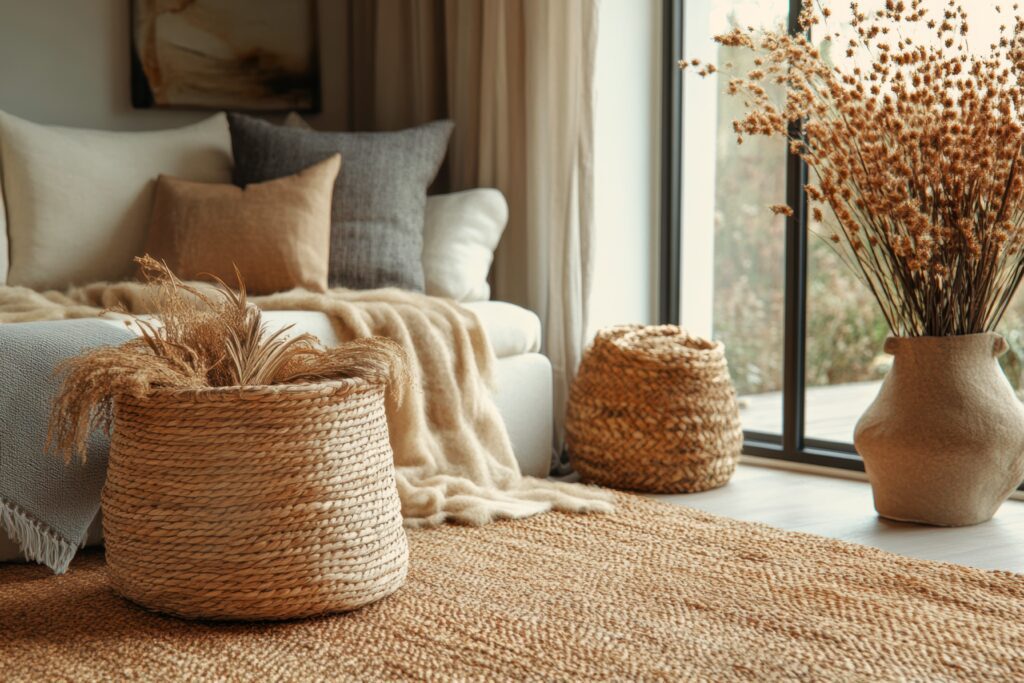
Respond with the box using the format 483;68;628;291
685;0;1024;336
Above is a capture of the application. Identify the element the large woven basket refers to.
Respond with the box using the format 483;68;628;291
101;378;408;621
566;325;743;493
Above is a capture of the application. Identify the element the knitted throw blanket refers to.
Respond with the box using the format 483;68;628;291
0;283;613;528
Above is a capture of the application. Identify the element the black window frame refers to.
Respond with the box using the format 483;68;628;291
660;0;867;475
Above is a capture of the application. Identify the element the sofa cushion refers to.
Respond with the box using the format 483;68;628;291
259;303;540;359
423;189;507;302
228;113;453;292
0;112;233;291
143;155;340;295
460;301;542;358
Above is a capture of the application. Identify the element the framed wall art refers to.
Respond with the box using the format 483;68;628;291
131;0;320;111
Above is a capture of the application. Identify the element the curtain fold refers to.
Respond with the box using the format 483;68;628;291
337;0;598;469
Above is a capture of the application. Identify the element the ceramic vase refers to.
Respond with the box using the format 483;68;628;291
854;333;1024;526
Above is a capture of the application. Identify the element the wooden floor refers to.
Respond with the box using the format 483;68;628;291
653;463;1024;573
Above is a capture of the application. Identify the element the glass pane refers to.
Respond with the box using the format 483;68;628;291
804;219;889;443
998;301;1024;400
682;0;790;435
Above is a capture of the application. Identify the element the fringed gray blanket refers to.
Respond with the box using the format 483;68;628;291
0;320;134;573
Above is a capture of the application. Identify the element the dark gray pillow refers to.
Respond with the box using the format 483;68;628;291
228;113;453;291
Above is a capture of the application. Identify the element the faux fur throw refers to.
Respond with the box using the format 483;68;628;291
0;283;613;527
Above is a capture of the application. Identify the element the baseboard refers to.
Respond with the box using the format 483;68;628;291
740;454;1024;502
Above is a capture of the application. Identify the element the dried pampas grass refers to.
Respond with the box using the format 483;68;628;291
48;256;409;462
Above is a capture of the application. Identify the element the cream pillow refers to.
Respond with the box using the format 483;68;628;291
422;189;508;302
0;112;233;290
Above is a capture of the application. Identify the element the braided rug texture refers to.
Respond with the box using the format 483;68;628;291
2;493;1022;682
567;325;743;493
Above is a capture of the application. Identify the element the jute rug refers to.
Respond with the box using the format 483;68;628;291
2;494;1022;682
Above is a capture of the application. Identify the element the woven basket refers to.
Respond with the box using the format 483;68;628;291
101;378;408;621
566;325;743;493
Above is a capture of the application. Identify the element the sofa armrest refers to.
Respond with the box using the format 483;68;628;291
491;353;553;478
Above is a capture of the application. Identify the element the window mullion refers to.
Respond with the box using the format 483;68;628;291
659;0;683;326
782;0;809;454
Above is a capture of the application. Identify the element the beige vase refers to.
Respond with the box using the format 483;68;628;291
854;333;1024;526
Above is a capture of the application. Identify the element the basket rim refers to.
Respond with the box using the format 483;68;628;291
117;376;381;403
593;324;725;361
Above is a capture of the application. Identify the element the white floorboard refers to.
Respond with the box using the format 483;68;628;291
652;463;1024;573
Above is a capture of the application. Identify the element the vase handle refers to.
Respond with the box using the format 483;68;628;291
994;335;1009;357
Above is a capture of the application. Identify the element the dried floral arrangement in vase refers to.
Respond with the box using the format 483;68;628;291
686;0;1024;525
48;256;412;620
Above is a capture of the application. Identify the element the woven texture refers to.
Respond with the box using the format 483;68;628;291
102;379;408;620
567;325;743;493
2;493;1022;681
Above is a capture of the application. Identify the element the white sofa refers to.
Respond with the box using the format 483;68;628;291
0;113;554;563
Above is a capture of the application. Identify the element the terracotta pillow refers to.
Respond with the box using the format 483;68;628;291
143;155;340;294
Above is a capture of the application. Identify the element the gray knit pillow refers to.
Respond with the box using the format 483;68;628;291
228;113;453;291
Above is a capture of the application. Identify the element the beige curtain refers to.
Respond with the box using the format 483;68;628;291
336;0;598;468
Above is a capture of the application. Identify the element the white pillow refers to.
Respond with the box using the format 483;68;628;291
423;189;507;302
0;112;233;290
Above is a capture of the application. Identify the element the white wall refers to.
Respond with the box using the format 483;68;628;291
0;0;346;131
589;0;662;338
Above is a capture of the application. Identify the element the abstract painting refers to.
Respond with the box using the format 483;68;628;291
131;0;320;111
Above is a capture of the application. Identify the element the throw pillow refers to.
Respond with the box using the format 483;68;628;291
228;113;454;291
422;189;508;302
0;112;233;290
143;155;341;295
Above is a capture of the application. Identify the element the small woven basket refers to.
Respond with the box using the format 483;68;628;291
101;378;408;621
566;325;743;493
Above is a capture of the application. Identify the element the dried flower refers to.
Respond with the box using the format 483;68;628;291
686;1;1024;337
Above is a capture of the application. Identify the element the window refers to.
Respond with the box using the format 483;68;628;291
663;0;1024;479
